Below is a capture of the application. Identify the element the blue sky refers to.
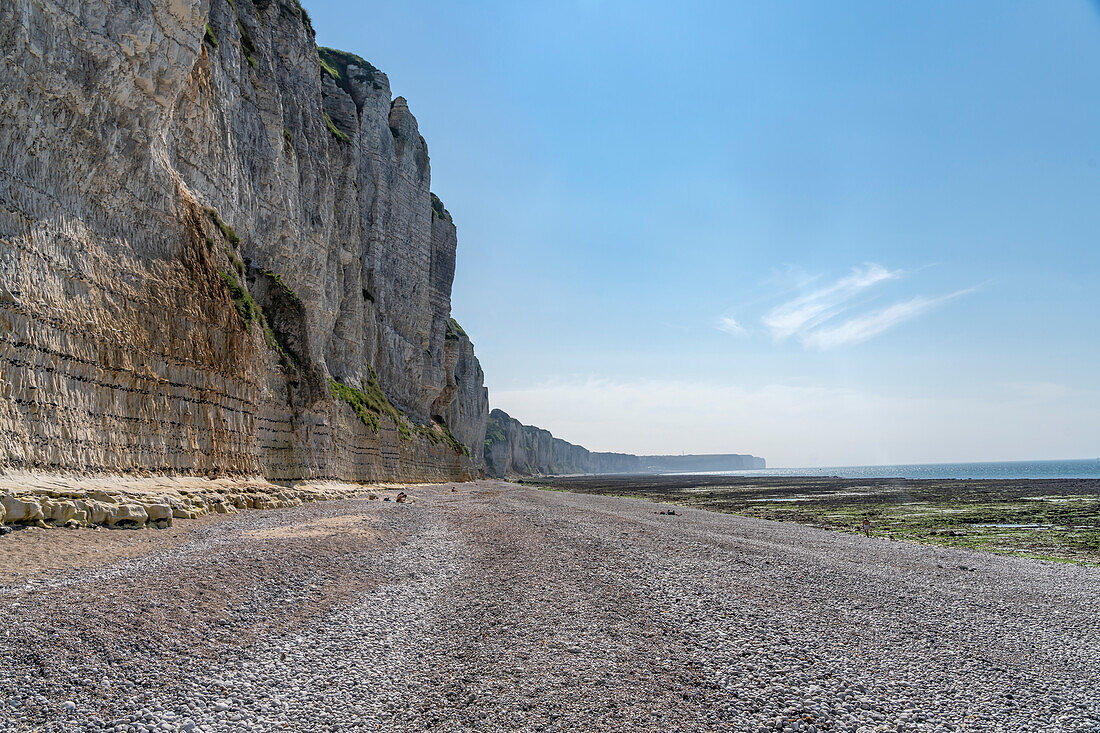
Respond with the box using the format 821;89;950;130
311;1;1100;466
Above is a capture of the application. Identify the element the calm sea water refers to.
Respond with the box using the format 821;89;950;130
669;459;1100;480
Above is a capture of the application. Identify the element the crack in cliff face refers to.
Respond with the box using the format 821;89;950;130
0;0;489;482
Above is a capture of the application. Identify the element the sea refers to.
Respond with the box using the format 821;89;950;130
667;459;1100;481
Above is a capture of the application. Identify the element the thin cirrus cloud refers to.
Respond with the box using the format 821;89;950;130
719;263;975;349
761;264;900;340
716;316;747;336
800;288;976;349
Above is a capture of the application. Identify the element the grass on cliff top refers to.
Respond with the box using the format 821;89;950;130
284;0;314;35
318;47;378;82
430;192;451;222
445;317;466;341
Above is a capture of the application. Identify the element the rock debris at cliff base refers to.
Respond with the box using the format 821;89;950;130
0;472;433;529
2;483;1097;733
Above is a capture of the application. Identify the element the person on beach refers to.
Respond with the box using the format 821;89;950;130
862;518;871;537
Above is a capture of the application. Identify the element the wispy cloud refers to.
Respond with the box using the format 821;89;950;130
715;316;746;336
762;263;899;340
800;288;975;349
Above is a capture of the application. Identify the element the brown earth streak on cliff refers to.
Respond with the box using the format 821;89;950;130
0;0;488;485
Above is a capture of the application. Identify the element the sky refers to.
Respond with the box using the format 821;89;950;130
311;1;1100;467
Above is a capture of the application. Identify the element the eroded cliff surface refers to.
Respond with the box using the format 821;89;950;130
0;0;488;483
484;410;764;478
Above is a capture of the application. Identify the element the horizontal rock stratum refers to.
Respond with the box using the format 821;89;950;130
0;0;488;485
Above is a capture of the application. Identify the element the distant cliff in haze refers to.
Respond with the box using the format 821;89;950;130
484;410;765;478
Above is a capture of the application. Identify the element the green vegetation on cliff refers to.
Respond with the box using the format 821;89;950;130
319;54;339;80
218;269;286;363
317;47;379;92
236;21;258;68
208;209;301;367
445;317;466;341
324;111;351;144
328;368;469;455
207;208;242;247
328;366;404;432
327;369;409;442
414;420;471;457
280;0;314;34
219;271;258;330
205;202;467;457
258;269;302;304
224;247;244;276
483;409;508;459
430;192;451;222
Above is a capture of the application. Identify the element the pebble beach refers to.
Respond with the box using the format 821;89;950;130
2;481;1098;732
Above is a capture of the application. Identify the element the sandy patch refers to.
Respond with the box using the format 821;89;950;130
0;513;222;579
243;513;384;541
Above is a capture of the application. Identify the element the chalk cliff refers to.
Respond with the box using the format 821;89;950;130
484;410;765;478
0;0;488;483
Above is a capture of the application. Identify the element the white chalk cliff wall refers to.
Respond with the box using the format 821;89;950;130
0;0;489;481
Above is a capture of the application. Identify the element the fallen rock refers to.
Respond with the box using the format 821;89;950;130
106;503;148;527
41;498;79;525
75;499;112;525
1;494;43;523
145;502;173;523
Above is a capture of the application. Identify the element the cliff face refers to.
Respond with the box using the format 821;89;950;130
0;0;487;481
484;410;589;477
484;410;765;478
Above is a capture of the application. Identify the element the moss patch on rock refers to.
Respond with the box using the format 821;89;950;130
207;208;242;247
430;192;451;222
236;19;259;68
328;367;403;433
219;271;258;331
319;54;339;80
445;317;467;341
328;369;469;455
324;111;351;144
